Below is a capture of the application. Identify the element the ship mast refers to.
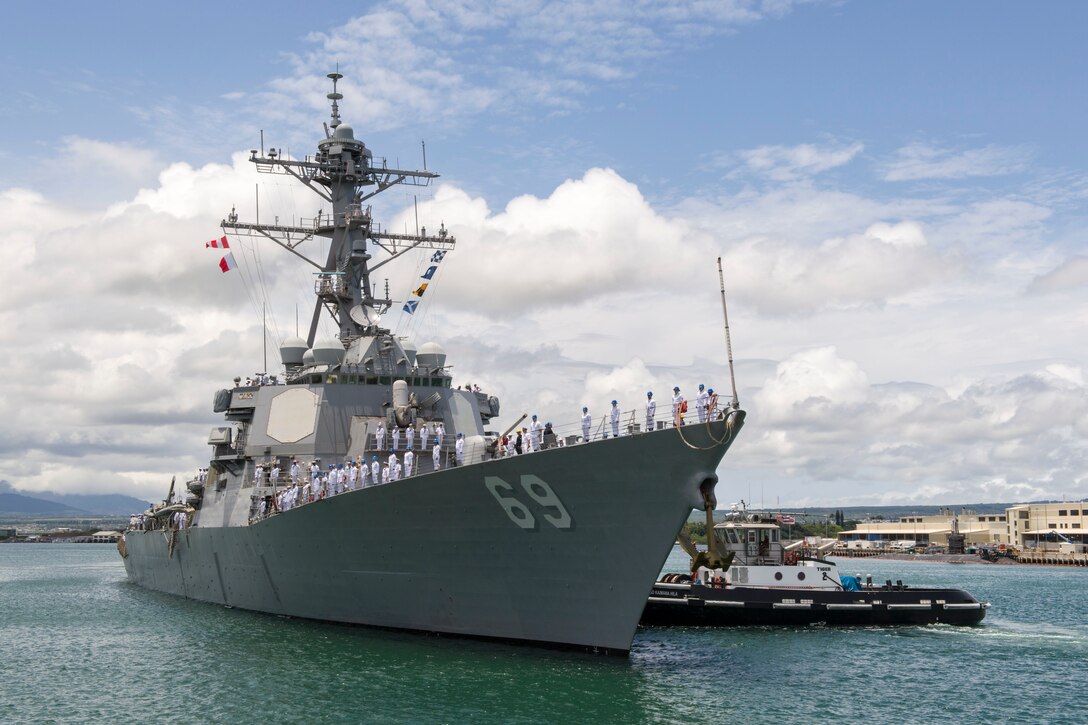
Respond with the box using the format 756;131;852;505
222;72;455;347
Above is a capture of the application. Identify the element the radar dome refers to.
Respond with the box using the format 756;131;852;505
416;341;446;371
333;124;355;140
312;338;346;366
302;349;316;366
279;337;308;366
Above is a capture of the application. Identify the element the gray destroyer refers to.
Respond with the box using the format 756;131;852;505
121;73;745;654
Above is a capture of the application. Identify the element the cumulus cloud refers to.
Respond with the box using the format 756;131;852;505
881;142;1032;181
1028;255;1088;294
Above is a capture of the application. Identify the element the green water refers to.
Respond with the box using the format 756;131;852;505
1;545;1084;724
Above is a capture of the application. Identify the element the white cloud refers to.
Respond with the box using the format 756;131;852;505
735;141;865;181
881;142;1032;181
1028;255;1088;294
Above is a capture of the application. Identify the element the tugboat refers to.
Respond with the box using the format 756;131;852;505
641;505;989;627
119;71;747;655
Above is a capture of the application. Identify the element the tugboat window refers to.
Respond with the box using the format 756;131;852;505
774;572;783;581
797;571;806;581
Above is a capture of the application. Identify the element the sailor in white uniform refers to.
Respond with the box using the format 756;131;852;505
455;432;465;466
406;425;415;451
375;423;386;452
581;406;591;442
381;463;390;485
404;449;415;477
290;460;300;485
254;463;264;485
387;451;398;480
609;400;620;438
394;460;403;481
646;391;656;432
310;461;320;486
270;464;280;486
432;438;442;470
358;462;369;488
529;415;543;452
672;386;685;426
436;422;446;443
371;457;381;485
506;435;517;456
696;384;709;423
347;462;358;491
391;426;401;451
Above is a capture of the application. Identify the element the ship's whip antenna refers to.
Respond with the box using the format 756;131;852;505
717;256;740;410
327;69;344;129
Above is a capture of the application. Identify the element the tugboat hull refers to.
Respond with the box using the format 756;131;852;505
642;581;989;627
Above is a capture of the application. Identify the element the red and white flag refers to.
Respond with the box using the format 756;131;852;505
206;235;230;249
775;514;796;525
219;252;238;273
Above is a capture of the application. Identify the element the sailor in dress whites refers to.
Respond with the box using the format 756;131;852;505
381;462;390;485
375;423;386;452
387;450;398;480
358;461;369;488
609;400;620;438
254;463;265;485
406;425;415;451
672;386;685;426
404;449;415;477
391;425;401;451
371;456;381;486
455;432;465;466
270;463;281;487
432;438;442;470
581;407;592;442
696;384;709;423
646;391;656;432
310;461;320;487
436;422;446;443
529;415;543;452
506;434;517;456
347;461;358;491
290;460;300;485
394;459;403;481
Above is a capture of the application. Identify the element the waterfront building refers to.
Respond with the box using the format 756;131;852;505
1006;503;1088;550
838;510;1006;547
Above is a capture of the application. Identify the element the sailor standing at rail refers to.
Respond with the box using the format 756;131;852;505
254;462;265;486
381;461;390;485
455;432;465;465
394;458;403;481
609;400;620;438
529;415;543;452
672;386;686;426
403;448;414;476
270;463;281;487
375;422;386;452
406;425;415;451
371;456;381;486
290;459;300;485
436;422;446;443
696;384;709;423
347;461;358;490
391;425;401;451
432;437;442;470
387;450;398;479
310;461;320;486
581;407;591;442
646;391;656;432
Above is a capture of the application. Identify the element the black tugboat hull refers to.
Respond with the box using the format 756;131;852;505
641;584;988;627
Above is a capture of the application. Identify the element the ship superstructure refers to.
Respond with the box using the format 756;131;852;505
121;73;746;654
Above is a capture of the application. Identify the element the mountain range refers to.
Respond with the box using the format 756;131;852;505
0;481;151;516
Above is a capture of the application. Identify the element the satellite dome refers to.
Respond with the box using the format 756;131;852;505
333;124;355;140
302;349;316;366
312;338;345;365
416;341;446;370
279;336;308;366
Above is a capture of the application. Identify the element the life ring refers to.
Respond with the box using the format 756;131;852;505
784;551;799;565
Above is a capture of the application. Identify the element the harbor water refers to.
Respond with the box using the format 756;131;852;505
1;545;1084;724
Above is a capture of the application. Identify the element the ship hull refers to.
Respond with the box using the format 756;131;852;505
123;416;743;653
641;579;988;627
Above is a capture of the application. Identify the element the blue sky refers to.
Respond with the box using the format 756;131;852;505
1;0;1086;506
